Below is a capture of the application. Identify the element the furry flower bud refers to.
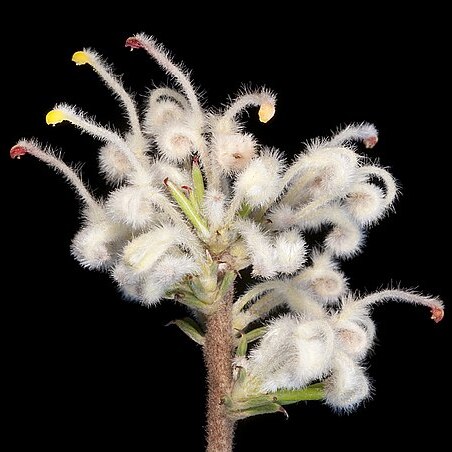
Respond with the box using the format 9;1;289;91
295;252;348;302
213;132;257;173
334;319;373;359
324;352;370;411
122;224;181;274
273;229;307;274
234;150;284;207
249;315;335;392
141;253;199;306
106;185;161;229
235;220;277;278
203;189;226;229
71;221;129;270
267;204;297;231
284;147;359;207
155;121;203;162
344;183;386;225
144;99;186;135
98;133;148;184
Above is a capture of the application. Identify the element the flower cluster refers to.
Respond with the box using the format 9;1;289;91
11;34;443;417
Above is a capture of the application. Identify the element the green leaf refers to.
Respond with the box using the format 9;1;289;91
192;157;205;208
236;333;247;357
217;270;236;299
238;202;252;218
188;188;200;213
172;290;213;313
164;178;209;237
245;326;268;344
167;317;205;346
235;366;247;385
230;402;287;420
188;277;213;303
269;383;325;406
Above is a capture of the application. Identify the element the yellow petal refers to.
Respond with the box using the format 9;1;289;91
258;103;276;123
46;110;66;125
72;51;90;65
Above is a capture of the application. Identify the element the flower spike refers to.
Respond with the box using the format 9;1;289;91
11;34;444;448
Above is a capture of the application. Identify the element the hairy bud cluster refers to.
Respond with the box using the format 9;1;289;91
11;34;443;419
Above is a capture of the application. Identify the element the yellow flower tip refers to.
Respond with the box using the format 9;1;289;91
258;102;276;123
46;109;66;126
72;51;91;66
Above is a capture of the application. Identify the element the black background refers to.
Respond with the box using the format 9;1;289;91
2;12;450;451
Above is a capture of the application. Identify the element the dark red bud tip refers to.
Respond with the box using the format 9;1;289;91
181;185;192;193
364;136;378;149
192;155;199;166
163;177;169;186
10;145;28;159
125;37;143;49
431;307;444;323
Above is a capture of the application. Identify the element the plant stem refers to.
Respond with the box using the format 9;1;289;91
204;286;235;452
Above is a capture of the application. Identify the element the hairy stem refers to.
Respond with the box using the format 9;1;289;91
204;286;235;452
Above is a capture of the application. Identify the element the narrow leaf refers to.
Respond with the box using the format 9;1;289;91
236;334;247;357
189;189;200;212
217;270;236;299
167;317;205;346
192;157;205;208
238;201;252;218
173;290;212;313
245;326;268;344
164;178;209;237
230;402;285;420
188;278;212;303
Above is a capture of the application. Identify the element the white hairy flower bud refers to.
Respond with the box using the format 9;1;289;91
203;189;226;230
305;155;356;199
122;224;181;275
234;149;284;207
98;133;148;184
71;220;129;270
284;146;359;207
267;204;297;231
324;352;371;411
273;229;307;274
334;319;373;359
235;220;277;278
113;263;142;302
144;99;186;135
295;252;348;302
344;183;386;225
249;315;335;392
322;207;364;258
150;160;190;187
155;121;203;162
106;185;163;229
213;132;257;173
283;287;327;319
141;253;199;306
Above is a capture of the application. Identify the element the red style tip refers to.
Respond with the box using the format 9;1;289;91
364;136;378;149
431;307;444;323
10;145;28;159
163;177;169;186
192;156;200;166
125;37;143;50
